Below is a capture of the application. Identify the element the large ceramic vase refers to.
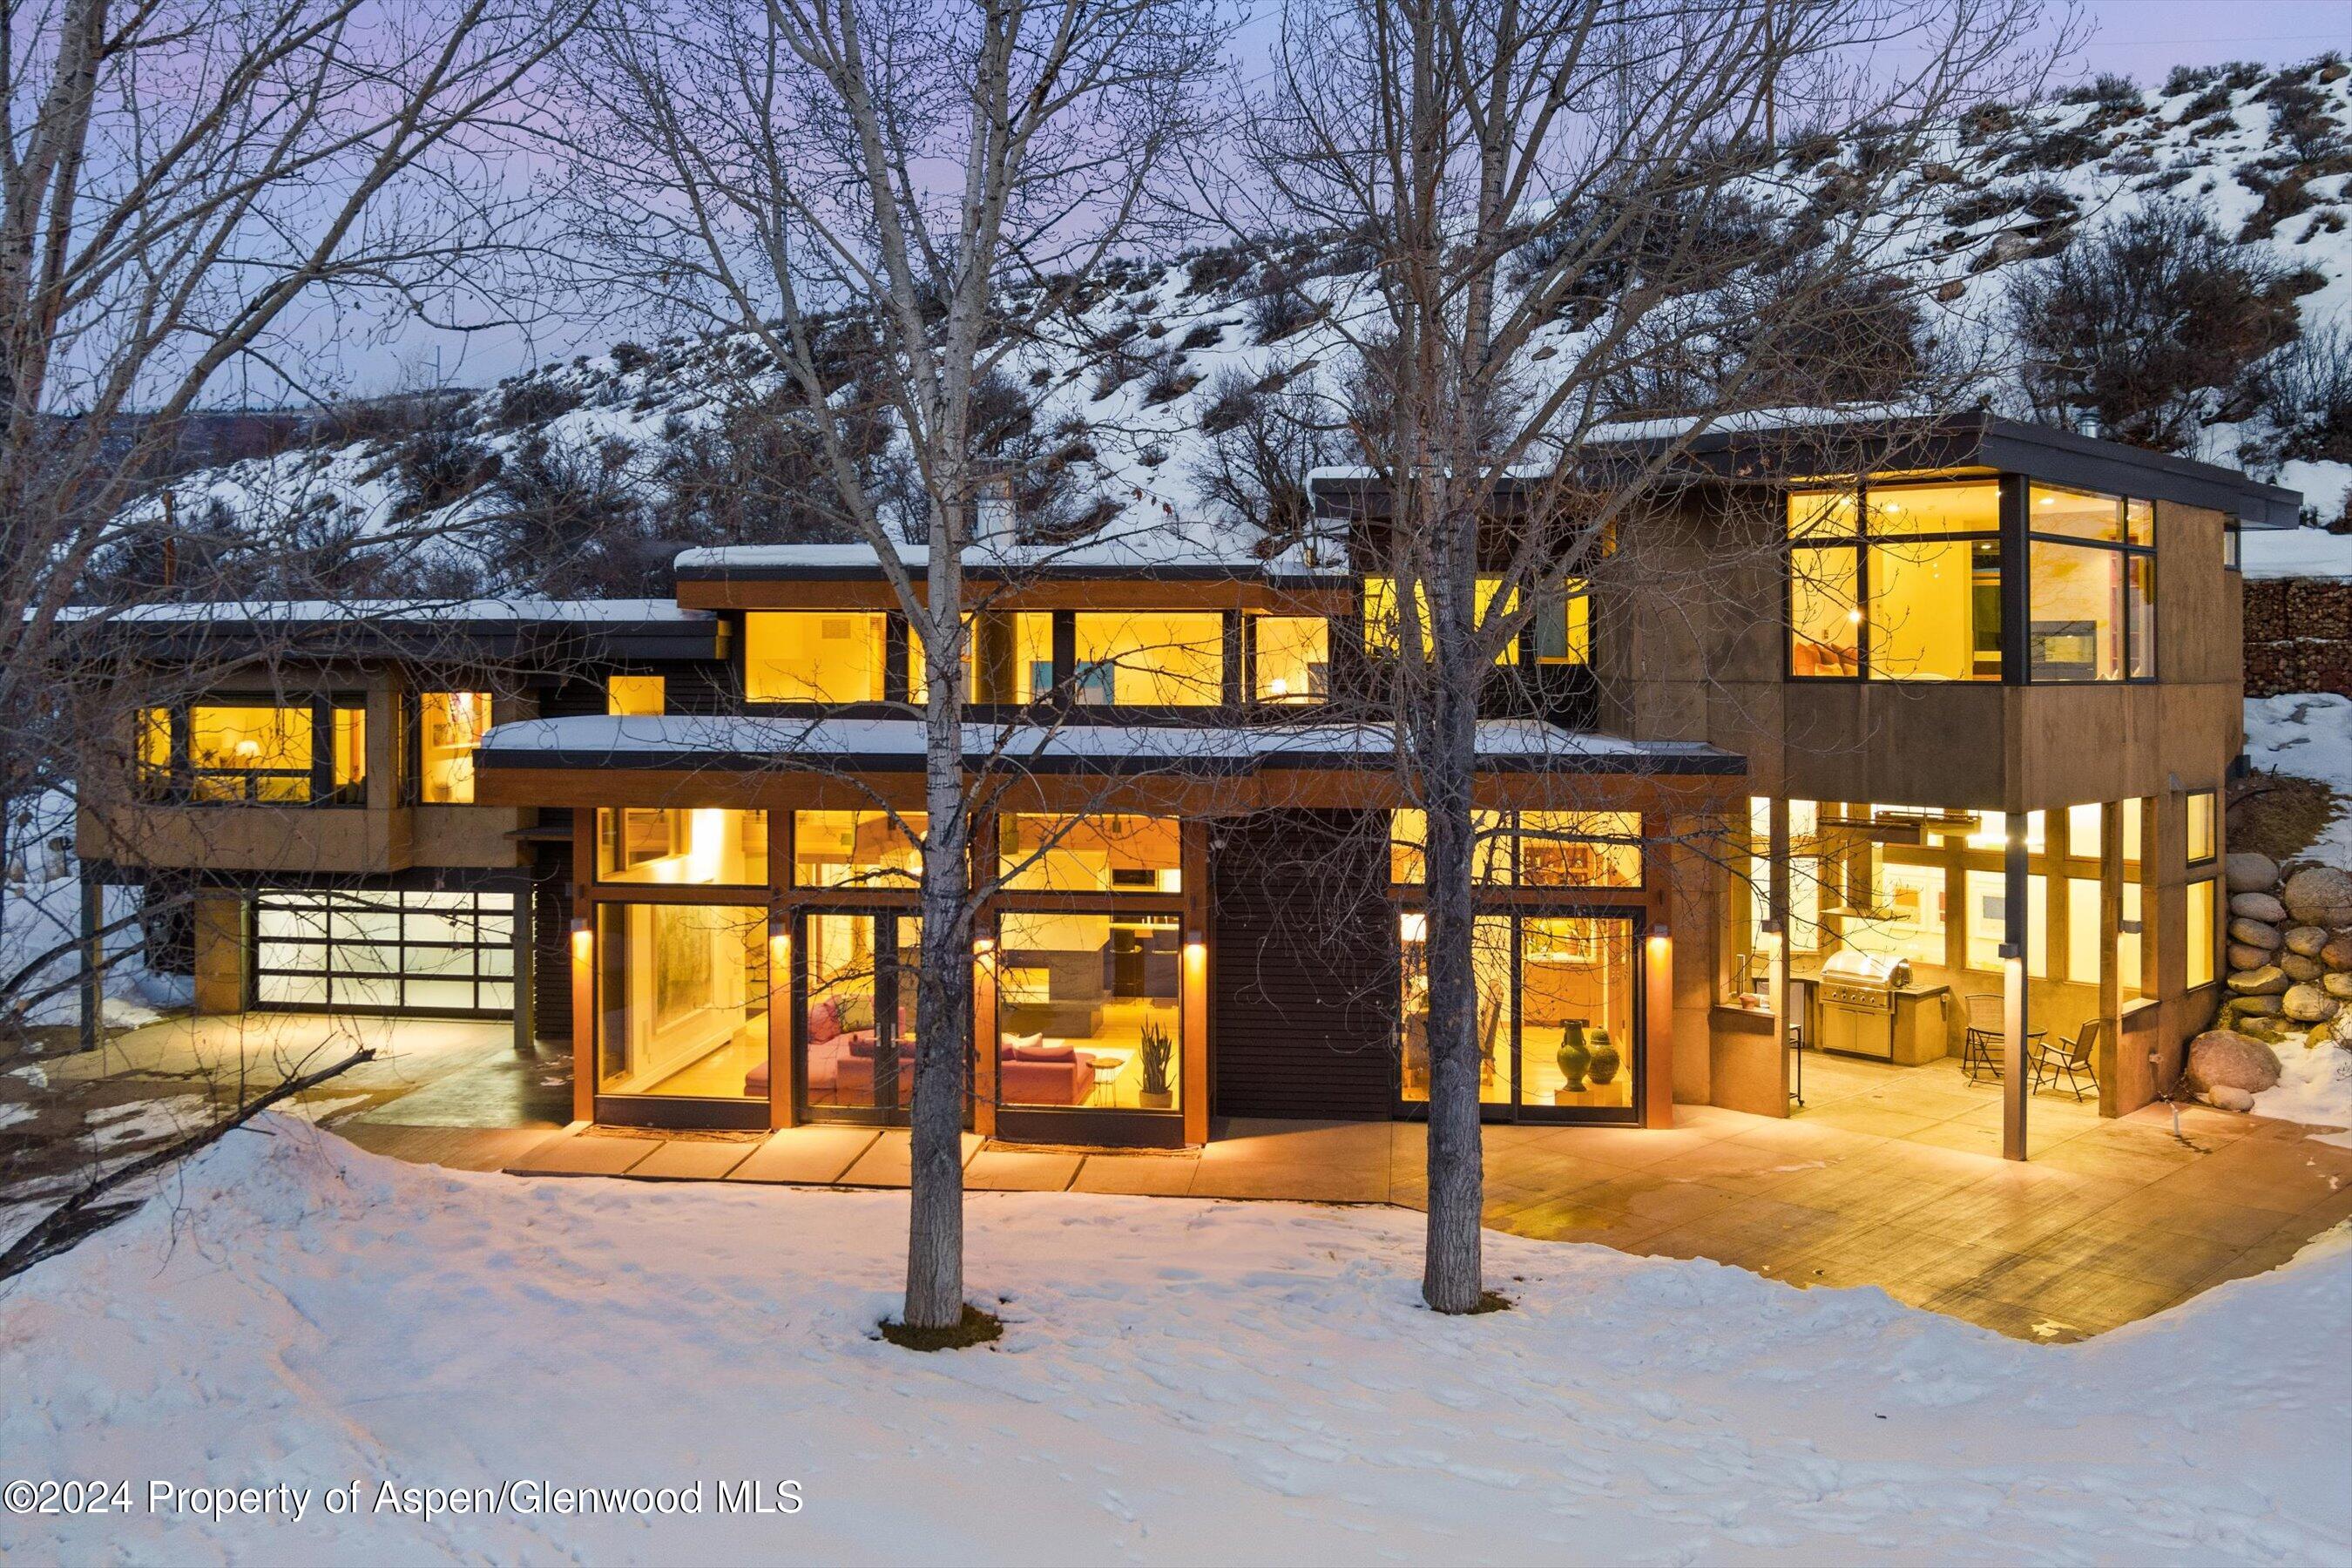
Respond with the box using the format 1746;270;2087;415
1555;1019;1592;1101
1587;1026;1622;1087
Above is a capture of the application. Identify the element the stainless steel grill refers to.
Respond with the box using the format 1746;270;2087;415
1816;950;1905;1058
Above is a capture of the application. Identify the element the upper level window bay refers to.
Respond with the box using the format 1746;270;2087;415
1788;479;2002;682
1787;476;2156;685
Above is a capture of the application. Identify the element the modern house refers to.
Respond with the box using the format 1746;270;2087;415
72;414;2301;1159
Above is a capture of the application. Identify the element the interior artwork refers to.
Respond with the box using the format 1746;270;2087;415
597;902;767;1099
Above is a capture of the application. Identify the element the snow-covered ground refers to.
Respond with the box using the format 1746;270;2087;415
2245;693;2352;868
1;1120;2346;1565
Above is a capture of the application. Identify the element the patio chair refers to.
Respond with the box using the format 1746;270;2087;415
1961;992;2005;1083
2029;1017;2105;1102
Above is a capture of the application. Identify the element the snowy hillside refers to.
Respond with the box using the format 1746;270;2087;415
120;57;2352;596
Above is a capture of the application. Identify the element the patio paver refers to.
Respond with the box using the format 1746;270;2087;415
629;1137;763;1181
726;1126;879;1185
508;1129;660;1177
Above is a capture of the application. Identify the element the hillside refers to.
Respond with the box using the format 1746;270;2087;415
109;57;2352;599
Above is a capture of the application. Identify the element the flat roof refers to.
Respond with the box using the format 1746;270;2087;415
63;597;721;661
672;527;1351;585
478;714;1745;777
1309;410;2304;529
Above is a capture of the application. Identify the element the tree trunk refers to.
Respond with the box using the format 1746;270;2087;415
903;543;970;1331
1419;524;1486;1314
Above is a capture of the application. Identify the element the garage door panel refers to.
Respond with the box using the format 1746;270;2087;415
253;889;516;1017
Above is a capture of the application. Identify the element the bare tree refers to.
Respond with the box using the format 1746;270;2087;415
0;0;588;1000
1227;0;2050;1312
563;0;1224;1333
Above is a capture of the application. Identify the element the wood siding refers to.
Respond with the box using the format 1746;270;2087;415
1208;809;1396;1119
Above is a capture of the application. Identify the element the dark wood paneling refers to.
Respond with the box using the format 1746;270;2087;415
531;837;573;1044
1209;809;1396;1119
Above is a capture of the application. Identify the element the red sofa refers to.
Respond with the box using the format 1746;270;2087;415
998;1037;1098;1105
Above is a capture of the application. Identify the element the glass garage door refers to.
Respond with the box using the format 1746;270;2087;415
254;889;516;1016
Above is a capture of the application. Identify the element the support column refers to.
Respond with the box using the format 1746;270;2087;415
192;890;248;1017
1767;797;1794;1103
2099;801;2124;1118
2002;817;2030;1160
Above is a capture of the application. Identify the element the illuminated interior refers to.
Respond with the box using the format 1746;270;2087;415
1390;809;1639;887
997;909;1181;1111
1726;795;2156;1052
1071;612;1223;705
909;612;1056;703
793;810;924;888
596;808;768;885
1252;615;1329;703
745;612;889;703
607;675;665;715
189;705;313;802
1788;480;2001;681
1362;576;1522;664
596;902;767;1099
1400;913;1633;1112
999;814;1180;893
418;692;490;804
803;914;918;1111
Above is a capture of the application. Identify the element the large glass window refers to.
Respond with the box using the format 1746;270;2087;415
190;705;313;802
1963;869;2048;977
1399;912;1513;1105
1363;577;1522;665
142;700;367;806
2186;878;2217;990
1071;612;1223;706
1517;918;1639;1112
1787;479;2000;681
597;809;768;885
418;692;490;803
803;914;918;1112
1840;858;1948;970
997;910;1180;1112
793;810;923;889
745;612;889;703
2025;483;2156;682
1252;615;1329;703
999;814;1179;893
596;902;768;1099
909;612;1056;705
1390;809;1640;887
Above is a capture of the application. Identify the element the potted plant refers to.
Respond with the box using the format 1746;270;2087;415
1138;1019;1174;1108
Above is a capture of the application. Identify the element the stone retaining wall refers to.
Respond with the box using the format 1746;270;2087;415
2243;577;2352;697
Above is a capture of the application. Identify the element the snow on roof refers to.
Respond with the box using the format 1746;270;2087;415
67;597;712;625
673;517;1349;578
2241;527;2352;581
479;713;1740;774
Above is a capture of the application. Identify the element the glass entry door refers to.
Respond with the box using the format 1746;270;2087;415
1397;911;1639;1122
799;913;923;1124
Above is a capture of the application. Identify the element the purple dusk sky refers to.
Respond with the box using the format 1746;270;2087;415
329;0;2347;397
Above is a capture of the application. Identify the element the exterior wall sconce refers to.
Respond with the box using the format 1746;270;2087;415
569;915;591;963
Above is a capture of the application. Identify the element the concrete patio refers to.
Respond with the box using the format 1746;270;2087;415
331;1042;2352;1343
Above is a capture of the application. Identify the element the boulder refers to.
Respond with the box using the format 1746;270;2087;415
2228;917;2283;950
2323;934;2352;972
2207;1085;2255;1113
2281;952;2323;982
2282;983;2341;1024
2282;866;2352;928
2227;964;2292;996
2284;925;2330;958
2223;993;2282;1018
2184;1030;2282;1094
2326;973;2352;1001
2225;852;2281;894
2230;891;2289;923
2229;943;2274;971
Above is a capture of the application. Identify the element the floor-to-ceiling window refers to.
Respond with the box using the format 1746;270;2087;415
1391;810;1645;1122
